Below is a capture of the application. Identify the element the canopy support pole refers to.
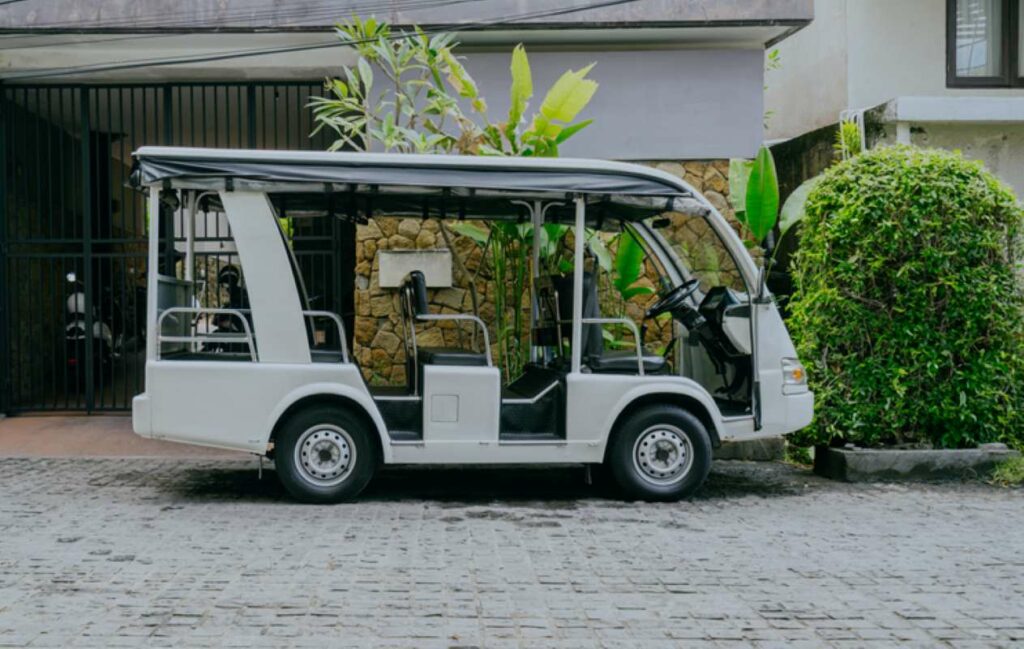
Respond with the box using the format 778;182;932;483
146;187;160;363
184;191;195;283
571;195;585;374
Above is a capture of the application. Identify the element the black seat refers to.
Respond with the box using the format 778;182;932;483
588;350;667;374
403;271;488;367
417;347;488;366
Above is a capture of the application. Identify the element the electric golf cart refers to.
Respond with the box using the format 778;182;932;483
130;147;812;502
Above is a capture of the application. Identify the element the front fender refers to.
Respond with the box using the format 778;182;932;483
265;381;392;463
596;379;724;456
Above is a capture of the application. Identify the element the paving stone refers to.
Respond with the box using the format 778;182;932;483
0;458;1020;647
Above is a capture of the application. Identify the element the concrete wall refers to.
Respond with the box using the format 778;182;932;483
763;0;848;140
466;48;765;160
874;122;1024;195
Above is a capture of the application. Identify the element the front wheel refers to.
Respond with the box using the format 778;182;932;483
607;405;712;501
275;405;377;503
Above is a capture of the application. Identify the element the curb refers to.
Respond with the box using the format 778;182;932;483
814;443;1020;482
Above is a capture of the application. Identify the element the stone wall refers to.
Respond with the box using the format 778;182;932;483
352;159;737;384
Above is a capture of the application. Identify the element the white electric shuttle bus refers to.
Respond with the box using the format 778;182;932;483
131;147;812;502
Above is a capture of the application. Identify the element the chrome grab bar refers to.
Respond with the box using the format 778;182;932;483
303;310;349;363
157;307;257;361
416;313;493;366
581;317;645;376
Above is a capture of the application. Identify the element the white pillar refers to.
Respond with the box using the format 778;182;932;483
570;196;585;374
184;191;195;283
146;187;161;363
896;121;911;145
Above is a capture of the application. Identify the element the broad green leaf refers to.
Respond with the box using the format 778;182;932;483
507;44;533;130
728;158;753;212
554;119;592;145
744;145;779;242
779;175;821;236
621;285;655;300
527;63;597;145
539;63;596;122
357;58;374;92
613;232;646;297
586;232;612;272
447;221;489;246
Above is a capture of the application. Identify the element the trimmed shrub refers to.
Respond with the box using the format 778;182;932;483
788;146;1024;449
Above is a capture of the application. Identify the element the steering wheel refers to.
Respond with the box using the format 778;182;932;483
645;278;701;319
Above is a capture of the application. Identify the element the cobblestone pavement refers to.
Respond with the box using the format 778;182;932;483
0;458;1021;648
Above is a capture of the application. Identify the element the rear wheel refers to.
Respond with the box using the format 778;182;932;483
607;405;712;501
275;405;377;503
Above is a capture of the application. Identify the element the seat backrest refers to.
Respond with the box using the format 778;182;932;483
549;272;603;360
404;270;429;317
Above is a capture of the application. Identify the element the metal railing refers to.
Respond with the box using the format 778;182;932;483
582;317;646;376
157;307;257;361
416;313;493;366
303;310;349;363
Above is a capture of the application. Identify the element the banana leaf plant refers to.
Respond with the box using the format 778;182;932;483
310;17;599;380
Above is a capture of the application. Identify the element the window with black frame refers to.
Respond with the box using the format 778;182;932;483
947;0;1023;87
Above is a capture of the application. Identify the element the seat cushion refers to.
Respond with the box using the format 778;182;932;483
587;350;667;374
418;347;488;367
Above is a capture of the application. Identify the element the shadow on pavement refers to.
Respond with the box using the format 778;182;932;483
162;460;818;505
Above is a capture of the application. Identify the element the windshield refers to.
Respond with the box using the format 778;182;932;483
646;211;749;295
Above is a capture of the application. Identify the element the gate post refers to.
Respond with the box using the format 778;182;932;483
80;87;95;412
0;90;10;414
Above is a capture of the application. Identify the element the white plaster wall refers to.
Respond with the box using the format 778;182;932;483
764;0;848;140
846;0;1023;109
766;0;1024;141
875;123;1024;197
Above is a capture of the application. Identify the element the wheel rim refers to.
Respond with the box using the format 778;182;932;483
294;424;356;487
632;424;694;486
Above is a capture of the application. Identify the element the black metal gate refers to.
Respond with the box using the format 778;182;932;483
0;82;351;413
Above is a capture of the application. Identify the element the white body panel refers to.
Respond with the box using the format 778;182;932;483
219;191;310;363
422;365;500;442
134;361;391;458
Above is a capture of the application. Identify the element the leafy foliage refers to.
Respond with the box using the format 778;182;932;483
834;118;862;160
788;146;1024;449
310;19;596;157
991;456;1024;485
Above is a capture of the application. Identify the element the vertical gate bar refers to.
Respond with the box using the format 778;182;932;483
247;85;256;148
0;90;8;414
81;87;95;412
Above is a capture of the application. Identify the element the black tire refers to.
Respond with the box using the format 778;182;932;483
607;405;713;502
274;405;378;503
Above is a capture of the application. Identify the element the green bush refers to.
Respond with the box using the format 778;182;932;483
788;146;1024;449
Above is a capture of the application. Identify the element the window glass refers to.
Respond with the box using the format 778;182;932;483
954;0;1004;77
649;212;748;294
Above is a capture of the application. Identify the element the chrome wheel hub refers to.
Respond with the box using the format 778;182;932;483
633;425;693;486
295;425;355;487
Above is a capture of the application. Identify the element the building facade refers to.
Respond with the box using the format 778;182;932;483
766;0;1024;193
0;0;812;413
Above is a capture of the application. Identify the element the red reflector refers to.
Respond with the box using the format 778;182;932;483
67;358;77;366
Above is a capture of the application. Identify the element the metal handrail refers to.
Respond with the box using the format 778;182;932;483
157;307;257;361
303;310;349;363
582;317;645;376
416;313;493;366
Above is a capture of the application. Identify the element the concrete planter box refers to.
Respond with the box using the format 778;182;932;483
814;443;1020;482
713;437;784;462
